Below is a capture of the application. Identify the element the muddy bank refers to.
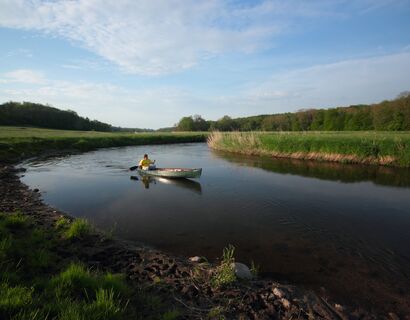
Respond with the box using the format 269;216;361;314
0;164;403;319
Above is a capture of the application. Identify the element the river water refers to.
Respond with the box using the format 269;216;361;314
20;143;410;313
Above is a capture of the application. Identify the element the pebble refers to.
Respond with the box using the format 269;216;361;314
272;287;285;298
281;298;291;309
189;256;202;262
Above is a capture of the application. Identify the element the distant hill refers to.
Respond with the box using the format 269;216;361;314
0;102;151;132
175;93;410;131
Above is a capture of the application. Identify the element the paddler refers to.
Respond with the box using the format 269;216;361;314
138;154;156;170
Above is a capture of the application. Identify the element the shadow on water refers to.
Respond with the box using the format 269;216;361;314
214;150;410;188
131;175;202;194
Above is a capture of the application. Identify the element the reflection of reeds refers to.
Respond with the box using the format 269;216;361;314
207;131;410;167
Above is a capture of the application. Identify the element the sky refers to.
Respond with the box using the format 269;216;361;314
1;0;410;129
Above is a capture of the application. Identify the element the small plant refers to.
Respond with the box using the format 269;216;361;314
0;282;33;311
211;245;236;288
161;309;181;320
55;216;70;229
208;306;225;319
64;219;91;239
2;213;28;229
250;261;259;278
86;288;124;319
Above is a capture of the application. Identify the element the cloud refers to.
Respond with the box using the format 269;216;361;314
0;69;192;128
237;51;410;114
0;69;47;84
0;0;397;76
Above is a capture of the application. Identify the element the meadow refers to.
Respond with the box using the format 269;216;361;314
0;126;207;162
208;131;410;167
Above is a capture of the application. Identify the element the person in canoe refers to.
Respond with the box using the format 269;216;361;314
138;154;156;170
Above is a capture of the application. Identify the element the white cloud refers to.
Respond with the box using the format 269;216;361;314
234;51;410;115
0;0;394;76
0;69;47;84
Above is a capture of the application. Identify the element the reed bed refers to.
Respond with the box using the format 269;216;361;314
207;131;410;167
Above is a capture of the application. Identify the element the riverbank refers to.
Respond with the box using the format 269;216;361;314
208;131;410;167
0;126;208;163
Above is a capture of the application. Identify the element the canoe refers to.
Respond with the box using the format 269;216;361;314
137;168;202;179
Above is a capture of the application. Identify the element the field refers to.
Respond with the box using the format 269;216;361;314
0;126;208;162
208;131;410;167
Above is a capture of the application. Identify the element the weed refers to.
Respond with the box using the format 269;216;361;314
0;282;33;312
208;306;225;319
162;309;181;320
2;213;28;229
64;218;91;239
86;288;125;319
250;261;259;278
55;216;70;229
211;245;236;288
51;263;96;299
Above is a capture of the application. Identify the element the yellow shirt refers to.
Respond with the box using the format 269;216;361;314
139;158;154;167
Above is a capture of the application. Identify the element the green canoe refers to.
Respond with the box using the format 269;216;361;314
137;168;202;179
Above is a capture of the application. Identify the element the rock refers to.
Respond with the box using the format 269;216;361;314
231;262;253;280
33;188;39;193
272;287;285;298
281;298;290;309
189;256;203;262
335;304;344;312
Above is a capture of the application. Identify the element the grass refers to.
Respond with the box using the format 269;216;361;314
64;218;92;239
211;245;237;288
0;211;183;319
0;126;208;162
208;131;410;167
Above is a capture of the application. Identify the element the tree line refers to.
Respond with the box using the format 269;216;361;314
175;93;410;131
0;102;113;132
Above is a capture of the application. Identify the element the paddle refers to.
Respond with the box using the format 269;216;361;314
129;165;139;171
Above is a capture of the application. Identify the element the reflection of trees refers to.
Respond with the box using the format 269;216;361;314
216;151;410;188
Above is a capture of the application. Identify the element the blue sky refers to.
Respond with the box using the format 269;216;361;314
1;0;410;129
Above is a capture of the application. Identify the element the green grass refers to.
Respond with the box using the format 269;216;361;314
211;245;237;288
64;218;92;239
208;131;410;167
0;126;208;162
0;212;184;319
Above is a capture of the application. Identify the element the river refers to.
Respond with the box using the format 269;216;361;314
19;143;410;313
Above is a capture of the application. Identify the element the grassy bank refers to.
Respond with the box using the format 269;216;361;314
0;212;180;319
208;131;410;167
0;127;207;162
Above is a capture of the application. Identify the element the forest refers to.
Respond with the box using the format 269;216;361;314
0;102;113;131
176;93;410;132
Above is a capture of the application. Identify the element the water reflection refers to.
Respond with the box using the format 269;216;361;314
214;151;410;188
131;175;202;194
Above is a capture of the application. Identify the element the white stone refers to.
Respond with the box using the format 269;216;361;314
231;262;253;280
189;256;201;262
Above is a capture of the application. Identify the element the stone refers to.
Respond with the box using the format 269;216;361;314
272;287;285;298
281;298;290;309
231;262;253;280
189;256;202;262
